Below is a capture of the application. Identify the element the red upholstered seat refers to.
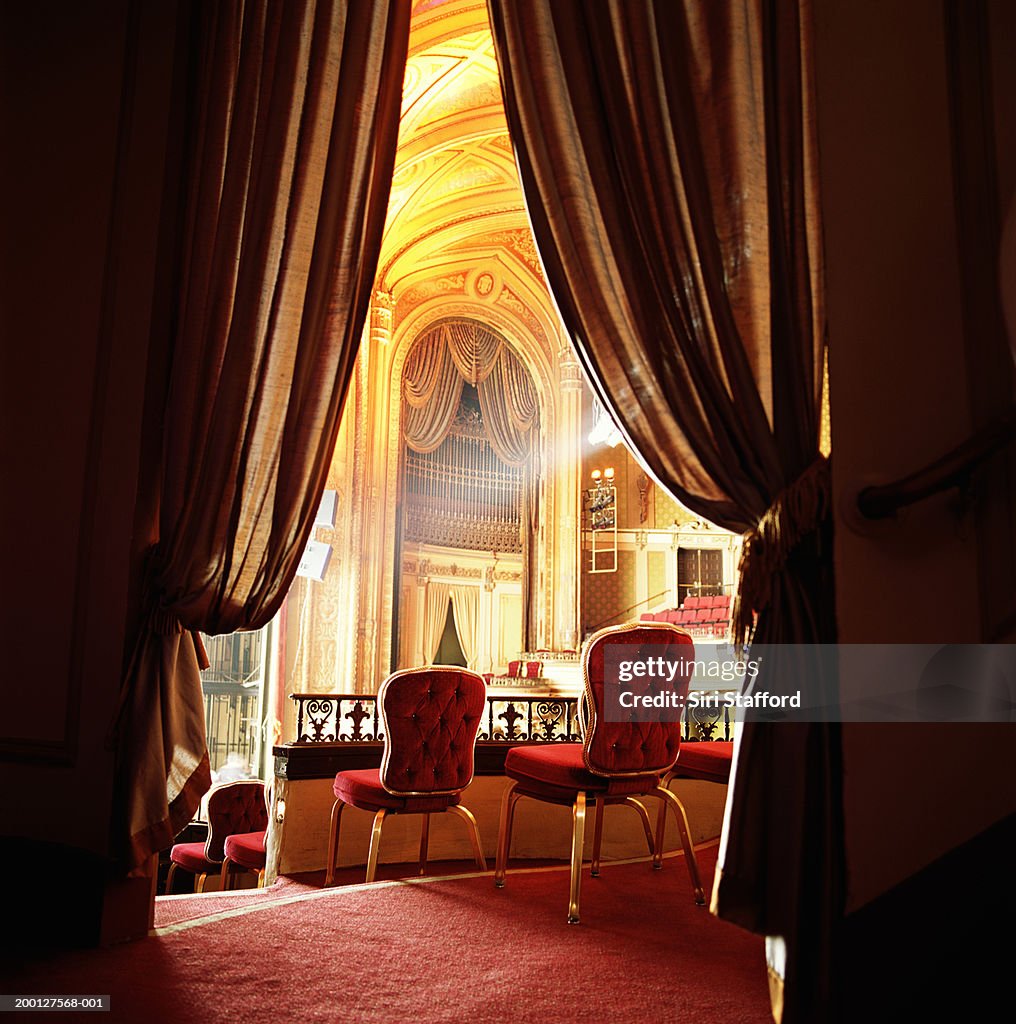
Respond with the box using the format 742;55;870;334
525;660;542;678
671;741;734;784
684;596;701;608
325;666;488;885
333;768;462;813
223;830;266;870
169;841;216;875
505;744;660;803
495;622;706;924
639;613;655;622
167;779;268;894
506;660;522;677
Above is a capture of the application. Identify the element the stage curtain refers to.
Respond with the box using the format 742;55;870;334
112;0;410;870
422;583;452;664
489;1;840;1019
477;348;538;467
445;320;504;384
403;328;464;453
475;345;539;648
449;585;479;669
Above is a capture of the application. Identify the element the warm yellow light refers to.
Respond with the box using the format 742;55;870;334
604;467;615;480
591;469;601;482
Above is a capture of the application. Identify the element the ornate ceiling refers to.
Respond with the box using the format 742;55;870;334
378;0;552;351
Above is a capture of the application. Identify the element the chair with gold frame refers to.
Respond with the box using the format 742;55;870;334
166;779;268;893
494;622;705;923
324;666;488;885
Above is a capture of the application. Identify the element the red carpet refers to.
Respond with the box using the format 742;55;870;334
6;845;770;1023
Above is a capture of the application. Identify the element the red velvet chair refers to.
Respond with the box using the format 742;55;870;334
667;741;734;785
494;622;705;923
221;828;268;890
166;780;268;893
656;741;735;854
325;666;488;885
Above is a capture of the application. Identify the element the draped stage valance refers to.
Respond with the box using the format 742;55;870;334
402;321;538;466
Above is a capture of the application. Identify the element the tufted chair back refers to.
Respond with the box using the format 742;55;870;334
581;622;694;778
204;780;268;863
379;667;486;796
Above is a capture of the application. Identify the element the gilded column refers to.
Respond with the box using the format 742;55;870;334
354;290;395;692
555;345;584;650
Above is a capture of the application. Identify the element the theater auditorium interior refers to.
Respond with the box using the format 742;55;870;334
2;1;1015;1022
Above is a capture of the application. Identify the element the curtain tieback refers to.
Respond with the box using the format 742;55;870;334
150;607;210;671
144;548;211;669
733;455;831;648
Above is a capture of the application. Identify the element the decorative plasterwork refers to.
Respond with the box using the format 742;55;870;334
487;228;544;279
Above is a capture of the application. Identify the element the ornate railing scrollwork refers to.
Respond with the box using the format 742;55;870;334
291;692;732;746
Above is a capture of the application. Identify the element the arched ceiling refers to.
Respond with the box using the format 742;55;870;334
379;0;551;347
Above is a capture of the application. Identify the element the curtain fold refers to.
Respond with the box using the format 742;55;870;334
449;585;479;669
488;1;840;1018
112;0;410;870
422;583;452;664
476;348;538;466
445;321;504;384
403;334;464;453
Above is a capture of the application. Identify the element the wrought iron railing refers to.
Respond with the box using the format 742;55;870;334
290;692;733;745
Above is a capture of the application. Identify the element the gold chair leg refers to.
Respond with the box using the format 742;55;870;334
448;803;487;872
365;808;388;883
256;868;265;889
567;790;587;924
196;871;209;894
654;771;675;868
418;813;431;875
590;797;605;877
624;797;658;863
220;860;233;892
325;798;345;887
494;780;521;888
655;786;705;904
165;863;178;895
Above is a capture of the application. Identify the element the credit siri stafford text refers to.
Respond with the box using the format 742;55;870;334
611;654;802;713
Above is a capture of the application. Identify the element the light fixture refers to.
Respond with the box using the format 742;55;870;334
588;398;624;448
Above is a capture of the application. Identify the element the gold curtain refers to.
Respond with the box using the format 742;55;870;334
113;0;410;870
489;1;840;1018
477;348;538;467
422;583;452;664
403;321;538;462
449;585;479;669
403;329;464;453
445;320;504;384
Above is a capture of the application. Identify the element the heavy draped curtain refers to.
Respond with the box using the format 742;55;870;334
402;321;538;461
422;583;452;664
449;585;479;669
402;320;540;648
489;1;839;1019
113;0;410;869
